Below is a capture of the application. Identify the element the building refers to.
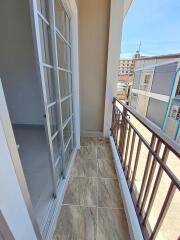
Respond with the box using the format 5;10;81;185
118;51;141;76
129;53;180;143
0;1;179;240
117;52;140;100
118;58;135;75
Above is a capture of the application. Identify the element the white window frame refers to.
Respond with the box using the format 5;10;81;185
140;70;154;92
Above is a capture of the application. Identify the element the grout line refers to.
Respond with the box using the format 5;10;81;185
69;176;118;180
62;203;124;210
97;206;124;210
62;203;97;208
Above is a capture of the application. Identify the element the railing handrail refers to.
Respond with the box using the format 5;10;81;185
114;97;180;158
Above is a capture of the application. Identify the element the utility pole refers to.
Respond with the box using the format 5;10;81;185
138;41;141;53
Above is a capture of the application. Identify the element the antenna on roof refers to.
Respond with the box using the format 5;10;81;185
138;41;141;53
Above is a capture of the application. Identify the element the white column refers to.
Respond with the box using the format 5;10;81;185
103;0;124;137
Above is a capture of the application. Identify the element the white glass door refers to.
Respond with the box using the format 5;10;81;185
32;0;74;195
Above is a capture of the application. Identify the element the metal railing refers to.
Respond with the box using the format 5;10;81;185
111;97;180;240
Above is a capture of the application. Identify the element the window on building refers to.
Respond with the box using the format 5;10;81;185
140;73;153;91
175;77;180;96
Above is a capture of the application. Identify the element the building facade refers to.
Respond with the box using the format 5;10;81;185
117;52;140;100
129;53;180;143
118;58;135;75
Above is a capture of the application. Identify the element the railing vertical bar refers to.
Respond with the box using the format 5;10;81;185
123;125;132;168
150;182;176;240
143;147;169;224
122;120;129;161
120;115;126;159
130;139;142;191
123;122;130;161
126;131;136;179
116;114;121;153
118;115;125;158
137;135;156;207
115;110;121;145
139;139;162;215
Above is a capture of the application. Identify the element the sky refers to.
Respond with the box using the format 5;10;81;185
121;0;180;58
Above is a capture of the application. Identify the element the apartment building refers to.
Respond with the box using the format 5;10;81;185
118;51;141;76
129;53;180;143
118;58;135;75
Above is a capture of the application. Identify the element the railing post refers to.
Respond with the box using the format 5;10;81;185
110;97;116;136
120;102;128;160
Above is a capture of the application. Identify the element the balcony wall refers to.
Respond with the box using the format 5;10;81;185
78;0;110;136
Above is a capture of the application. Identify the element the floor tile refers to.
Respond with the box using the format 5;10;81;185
53;205;97;240
97;143;113;160
79;146;97;160
98;179;123;208
97;137;110;145
98;159;117;178
72;151;97;177
97;208;130;240
63;177;98;206
80;137;97;147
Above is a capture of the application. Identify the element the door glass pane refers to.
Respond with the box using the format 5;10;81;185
65;139;73;169
59;71;70;98
61;98;71;123
52;134;61;162
55;160;61;184
63;120;71;145
56;35;68;69
39;17;52;65
37;0;49;20
48;105;58;136
65;14;70;43
55;0;66;37
67;46;71;70
69;73;72;94
43;67;56;103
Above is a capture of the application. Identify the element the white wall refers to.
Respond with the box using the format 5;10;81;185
0;0;44;125
0;120;37;240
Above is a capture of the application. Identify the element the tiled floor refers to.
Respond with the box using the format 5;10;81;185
53;137;130;240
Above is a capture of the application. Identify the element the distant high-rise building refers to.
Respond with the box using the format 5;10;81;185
118;51;141;76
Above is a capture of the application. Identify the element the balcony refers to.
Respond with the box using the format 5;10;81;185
53;98;180;240
53;137;130;239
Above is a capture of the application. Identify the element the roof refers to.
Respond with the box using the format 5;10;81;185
135;53;180;61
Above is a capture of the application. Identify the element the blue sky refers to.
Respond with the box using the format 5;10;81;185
121;0;180;58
